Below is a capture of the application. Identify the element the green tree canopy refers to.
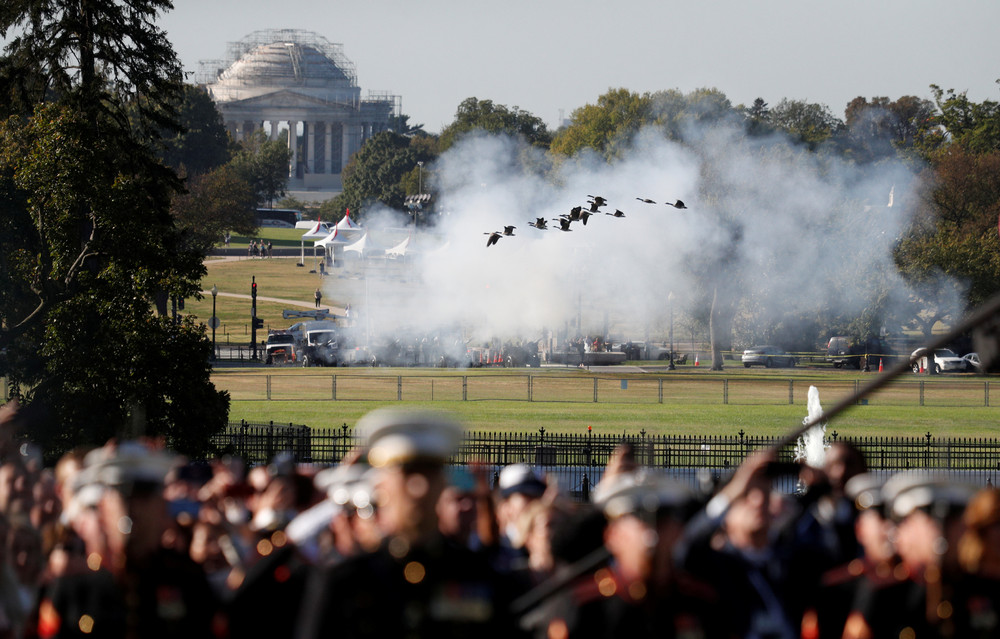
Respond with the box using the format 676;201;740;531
229;130;292;207
767;99;843;150
0;1;228;458
338;131;436;218
438;97;551;151
551;88;652;160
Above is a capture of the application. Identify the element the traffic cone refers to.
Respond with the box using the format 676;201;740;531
694;354;700;366
878;358;883;372
919;362;924;373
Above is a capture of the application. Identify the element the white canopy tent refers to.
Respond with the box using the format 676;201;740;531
300;221;332;265
384;235;411;259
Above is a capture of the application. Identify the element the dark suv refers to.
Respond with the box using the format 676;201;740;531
265;331;296;365
826;336;894;370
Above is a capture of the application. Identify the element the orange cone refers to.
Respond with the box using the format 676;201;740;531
694;354;700;366
878;358;883;372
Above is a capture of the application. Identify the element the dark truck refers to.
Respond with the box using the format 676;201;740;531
293;320;341;367
826;336;895;370
265;331;296;365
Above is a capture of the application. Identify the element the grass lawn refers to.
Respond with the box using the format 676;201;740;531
221;366;1000;440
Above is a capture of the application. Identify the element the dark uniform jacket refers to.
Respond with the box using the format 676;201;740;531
295;533;527;639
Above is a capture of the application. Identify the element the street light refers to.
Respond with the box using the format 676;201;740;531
668;291;676;370
417;161;424;195
211;284;218;361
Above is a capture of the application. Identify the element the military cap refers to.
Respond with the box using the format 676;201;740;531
79;440;179;488
358;408;463;468
498;463;547;498
882;471;976;520
592;470;696;520
844;472;887;511
314;463;375;510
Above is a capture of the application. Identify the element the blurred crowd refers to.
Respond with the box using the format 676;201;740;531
0;399;998;638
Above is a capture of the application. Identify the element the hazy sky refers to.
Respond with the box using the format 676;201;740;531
158;0;999;135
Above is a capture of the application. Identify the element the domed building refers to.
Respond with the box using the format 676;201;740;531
200;29;399;191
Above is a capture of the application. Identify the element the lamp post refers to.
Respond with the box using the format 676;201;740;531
211;284;218;361
417;161;423;194
668;291;676;370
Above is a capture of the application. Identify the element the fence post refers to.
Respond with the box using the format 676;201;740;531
581;473;590;501
723;379;729;405
986;381;990;407
341;422;349;463
332;375;337;401
788;380;794;405
266;375;272;401
463;376;467;401
920;381;925;407
528;375;533;402
593;378;598;403
658;378;663;404
397;376;402;401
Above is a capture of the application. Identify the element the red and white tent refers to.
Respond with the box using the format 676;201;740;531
300;220;331;264
334;208;363;232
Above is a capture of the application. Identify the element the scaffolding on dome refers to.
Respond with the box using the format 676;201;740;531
196;29;358;86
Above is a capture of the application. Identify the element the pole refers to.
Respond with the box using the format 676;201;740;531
211;284;218;361
668;292;676;370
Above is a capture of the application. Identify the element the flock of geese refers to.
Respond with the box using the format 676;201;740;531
485;195;687;247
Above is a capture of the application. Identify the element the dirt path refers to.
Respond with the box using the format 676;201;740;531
201;290;345;316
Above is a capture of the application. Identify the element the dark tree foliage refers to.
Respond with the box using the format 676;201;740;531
160;84;232;175
338;131;435;218
228;130;292;207
0;2;228;458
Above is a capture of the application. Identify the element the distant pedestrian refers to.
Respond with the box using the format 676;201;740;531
267;241;273;258
224;232;231;248
315;288;322;308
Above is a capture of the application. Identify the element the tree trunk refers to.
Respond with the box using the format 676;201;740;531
710;289;724;371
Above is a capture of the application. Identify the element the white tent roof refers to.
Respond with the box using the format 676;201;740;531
314;226;349;247
335;209;362;231
344;233;375;255
385;235;411;257
301;221;330;239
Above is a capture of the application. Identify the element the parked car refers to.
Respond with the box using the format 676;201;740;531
742;345;796;368
962;352;982;372
826;336;895;369
910;348;966;374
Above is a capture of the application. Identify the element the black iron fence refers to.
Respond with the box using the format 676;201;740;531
212;422;1000;498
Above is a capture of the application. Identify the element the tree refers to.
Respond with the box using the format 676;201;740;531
929;83;1000;154
160;84;232;175
171;164;258;254
894;148;1000;335
768;99;843;149
438;97;551;151
550;88;651;160
841;95;937;163
338;131;431;216
0;2;228;458
388;113;427;137
229;130;292;207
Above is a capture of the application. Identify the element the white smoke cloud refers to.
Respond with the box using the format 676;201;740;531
329;123;935;349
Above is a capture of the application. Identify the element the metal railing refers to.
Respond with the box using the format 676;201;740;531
212;373;997;408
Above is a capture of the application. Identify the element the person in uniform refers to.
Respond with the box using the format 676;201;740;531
520;468;716;639
295;408;527;639
843;471;977;639
31;440;222;639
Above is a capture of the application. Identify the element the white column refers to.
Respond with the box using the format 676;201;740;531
306;121;315;174
323;122;332;174
270;120;280;141
288;120;298;178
